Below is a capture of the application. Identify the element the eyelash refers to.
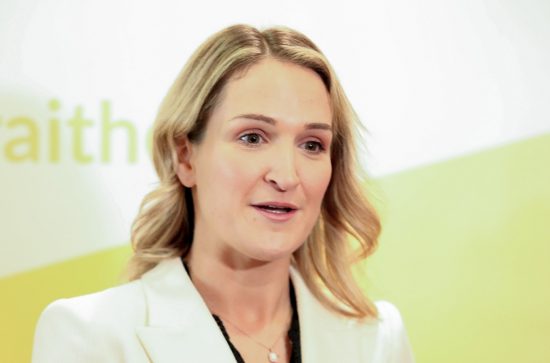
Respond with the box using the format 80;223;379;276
301;140;326;153
238;132;265;147
238;132;326;154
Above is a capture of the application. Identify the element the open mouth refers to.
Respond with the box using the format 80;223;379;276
254;205;295;214
252;203;298;222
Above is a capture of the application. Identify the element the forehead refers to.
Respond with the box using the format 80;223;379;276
212;58;333;126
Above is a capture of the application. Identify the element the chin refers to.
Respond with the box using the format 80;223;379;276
248;241;304;263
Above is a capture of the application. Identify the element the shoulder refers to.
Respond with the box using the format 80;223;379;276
32;280;146;362
290;268;415;362
374;300;406;329
369;300;415;363
38;279;145;327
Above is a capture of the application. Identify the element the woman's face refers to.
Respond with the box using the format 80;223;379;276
178;58;333;265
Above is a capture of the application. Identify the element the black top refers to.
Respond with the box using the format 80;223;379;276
181;258;302;363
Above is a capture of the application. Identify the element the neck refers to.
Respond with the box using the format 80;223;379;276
185;244;292;333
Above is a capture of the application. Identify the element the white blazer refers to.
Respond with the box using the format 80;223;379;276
32;258;415;363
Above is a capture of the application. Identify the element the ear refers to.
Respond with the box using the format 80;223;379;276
175;137;196;188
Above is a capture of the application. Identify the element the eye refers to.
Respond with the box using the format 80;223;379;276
238;132;265;146
301;140;325;154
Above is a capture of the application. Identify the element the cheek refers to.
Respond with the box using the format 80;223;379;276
301;161;332;206
201;147;258;198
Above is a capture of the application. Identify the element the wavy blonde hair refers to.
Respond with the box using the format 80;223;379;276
127;24;381;319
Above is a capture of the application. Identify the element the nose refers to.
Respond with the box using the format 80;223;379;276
264;146;300;192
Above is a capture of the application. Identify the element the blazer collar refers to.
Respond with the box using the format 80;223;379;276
136;258;235;362
136;258;372;363
289;266;378;362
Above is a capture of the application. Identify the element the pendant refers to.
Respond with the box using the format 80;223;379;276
268;350;279;362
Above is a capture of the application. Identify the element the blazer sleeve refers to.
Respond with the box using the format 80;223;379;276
32;299;113;363
377;301;416;363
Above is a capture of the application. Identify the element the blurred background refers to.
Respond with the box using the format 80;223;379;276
1;0;549;361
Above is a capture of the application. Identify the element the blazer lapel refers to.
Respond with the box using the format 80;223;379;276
136;258;236;363
290;267;377;363
136;259;377;363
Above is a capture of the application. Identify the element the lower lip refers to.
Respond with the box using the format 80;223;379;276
252;206;297;222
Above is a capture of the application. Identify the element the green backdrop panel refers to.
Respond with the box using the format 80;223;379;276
366;133;550;363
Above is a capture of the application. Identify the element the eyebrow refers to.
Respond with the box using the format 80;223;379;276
230;113;333;132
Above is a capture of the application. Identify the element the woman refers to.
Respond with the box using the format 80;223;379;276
33;24;414;363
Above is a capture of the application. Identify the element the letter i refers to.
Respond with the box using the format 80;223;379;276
49;99;61;162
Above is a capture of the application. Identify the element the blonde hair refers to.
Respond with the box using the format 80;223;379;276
127;24;381;319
